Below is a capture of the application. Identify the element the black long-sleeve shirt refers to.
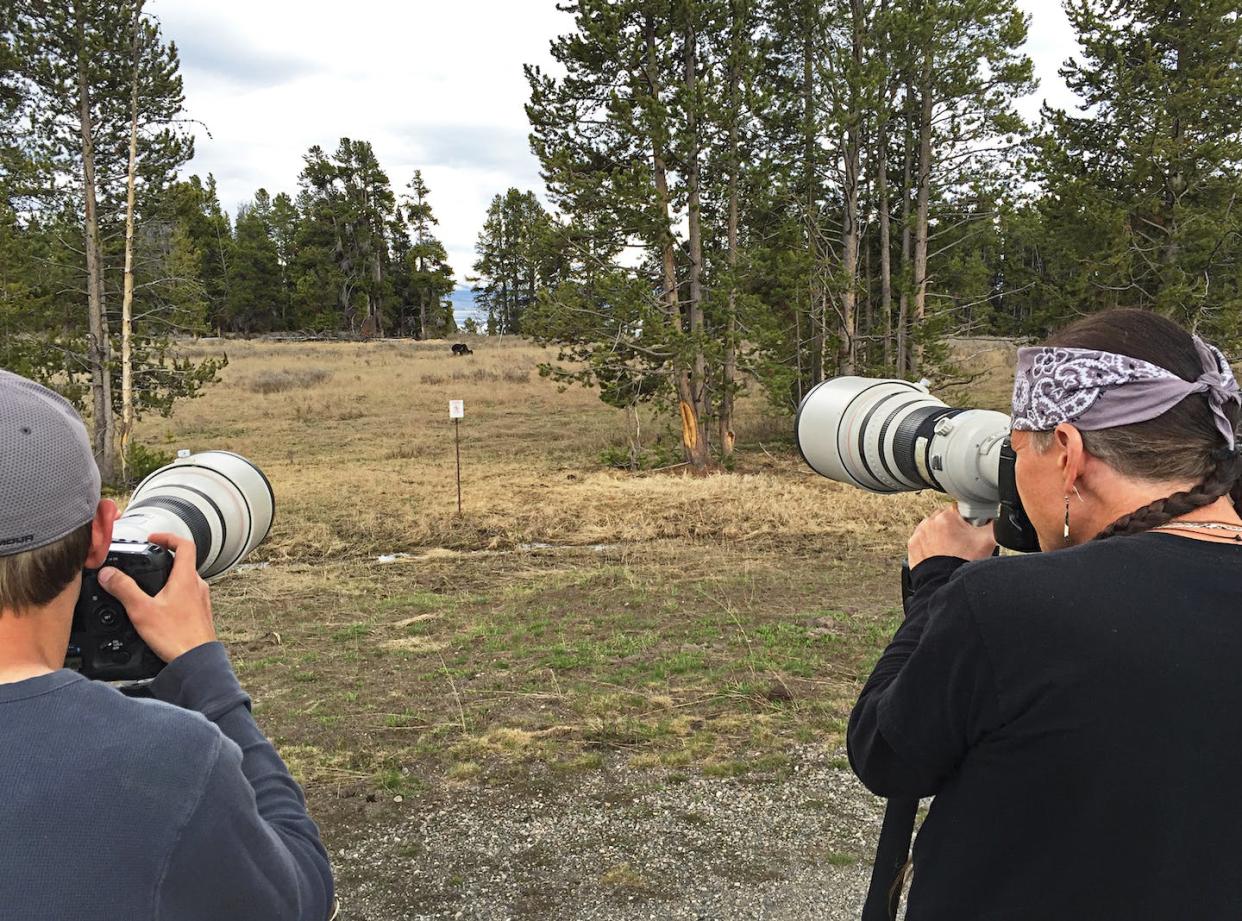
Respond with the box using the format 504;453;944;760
0;642;334;920
849;532;1242;920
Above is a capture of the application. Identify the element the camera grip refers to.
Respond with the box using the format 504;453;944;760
69;541;173;681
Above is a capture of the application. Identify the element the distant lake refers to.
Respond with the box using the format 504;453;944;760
450;288;487;330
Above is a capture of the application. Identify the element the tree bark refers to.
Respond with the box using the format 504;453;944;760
803;8;824;391
119;2;141;482
683;13;710;463
77;0;115;484
897;77;915;377
646;14;708;470
838;0;865;376
369;244;383;336
720;1;742;462
877;2;894;372
913;46;933;374
1164;36;1185;273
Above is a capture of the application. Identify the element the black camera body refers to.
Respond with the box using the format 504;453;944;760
69;540;171;682
995;437;1042;553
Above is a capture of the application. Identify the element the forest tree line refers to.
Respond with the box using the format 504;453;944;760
1;0;1240;478
0;0;467;481
503;0;1242;468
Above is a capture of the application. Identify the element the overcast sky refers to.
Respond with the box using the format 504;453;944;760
146;0;1083;287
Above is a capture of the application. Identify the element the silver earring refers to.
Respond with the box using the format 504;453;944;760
1064;495;1072;541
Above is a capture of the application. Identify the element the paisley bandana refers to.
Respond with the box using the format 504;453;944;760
1011;336;1242;450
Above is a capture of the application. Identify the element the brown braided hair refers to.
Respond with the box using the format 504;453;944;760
1030;310;1242;540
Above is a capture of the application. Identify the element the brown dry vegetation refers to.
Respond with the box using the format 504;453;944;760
137;337;1007;799
132;335;1239;918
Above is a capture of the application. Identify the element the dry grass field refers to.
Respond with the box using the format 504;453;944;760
133;336;1014;918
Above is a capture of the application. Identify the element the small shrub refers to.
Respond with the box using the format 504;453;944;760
598;441;684;471
246;367;333;394
124;442;175;485
420;368;534;385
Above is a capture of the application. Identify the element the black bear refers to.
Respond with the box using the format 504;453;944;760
451;343;473;356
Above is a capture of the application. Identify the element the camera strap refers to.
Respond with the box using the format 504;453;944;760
861;795;918;920
859;561;920;920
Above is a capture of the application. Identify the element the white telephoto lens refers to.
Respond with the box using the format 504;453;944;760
117;451;275;580
796;376;1011;514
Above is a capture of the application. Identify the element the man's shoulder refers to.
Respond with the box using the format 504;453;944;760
62;677;226;765
1;676;226;837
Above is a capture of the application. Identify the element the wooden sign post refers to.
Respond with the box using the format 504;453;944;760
449;400;464;514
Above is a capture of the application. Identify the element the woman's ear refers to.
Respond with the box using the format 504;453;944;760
1055;424;1086;495
84;500;119;569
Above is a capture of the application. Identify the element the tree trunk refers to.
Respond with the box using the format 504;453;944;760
897;80;914;377
646;14;708;470
1164;38;1185;273
77;0;114;484
683;13;710;466
720;3;742;463
878;79;893;370
803;11;824;391
119;2;141;483
331;214;350;330
838;0;865;376
862;230;872;368
370;256;383;336
913;47;933;374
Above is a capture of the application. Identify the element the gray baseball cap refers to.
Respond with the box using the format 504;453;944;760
0;369;101;556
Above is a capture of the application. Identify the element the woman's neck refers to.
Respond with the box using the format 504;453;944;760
1167;495;1242;527
1147;495;1242;543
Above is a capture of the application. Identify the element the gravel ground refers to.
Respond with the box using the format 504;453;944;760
323;746;901;920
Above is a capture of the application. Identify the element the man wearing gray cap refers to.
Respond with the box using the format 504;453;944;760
0;369;335;921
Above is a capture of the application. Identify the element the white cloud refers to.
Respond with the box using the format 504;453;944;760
149;0;565;282
149;0;1081;284
1015;0;1084;120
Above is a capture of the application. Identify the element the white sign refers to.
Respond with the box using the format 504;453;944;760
449;400;465;420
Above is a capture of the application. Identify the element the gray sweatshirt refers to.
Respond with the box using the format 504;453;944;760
0;642;334;920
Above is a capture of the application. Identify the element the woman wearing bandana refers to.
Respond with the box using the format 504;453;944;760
848;309;1242;920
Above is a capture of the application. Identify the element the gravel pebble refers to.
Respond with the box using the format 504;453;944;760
323;746;899;920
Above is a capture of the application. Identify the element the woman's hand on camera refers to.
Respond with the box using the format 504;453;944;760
97;532;218;664
908;507;998;570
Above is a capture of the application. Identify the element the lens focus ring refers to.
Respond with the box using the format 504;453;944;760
124;496;212;569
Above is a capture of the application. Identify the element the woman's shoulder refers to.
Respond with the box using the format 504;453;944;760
950;537;1146;615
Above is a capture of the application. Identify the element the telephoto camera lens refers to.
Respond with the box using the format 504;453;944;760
116;450;275;580
70;450;275;682
795;377;1011;522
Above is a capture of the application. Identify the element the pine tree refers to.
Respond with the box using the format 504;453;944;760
225;193;283;332
471;188;552;335
1031;0;1242;340
291;139;400;335
17;0;214;482
526;0;721;468
162;175;232;329
268;191;299;327
894;0;1033;371
402;170;455;339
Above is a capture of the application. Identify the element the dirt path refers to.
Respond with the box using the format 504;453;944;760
319;746;891;920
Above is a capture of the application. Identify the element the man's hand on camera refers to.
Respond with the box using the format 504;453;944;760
98;532;218;664
908;506;998;570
